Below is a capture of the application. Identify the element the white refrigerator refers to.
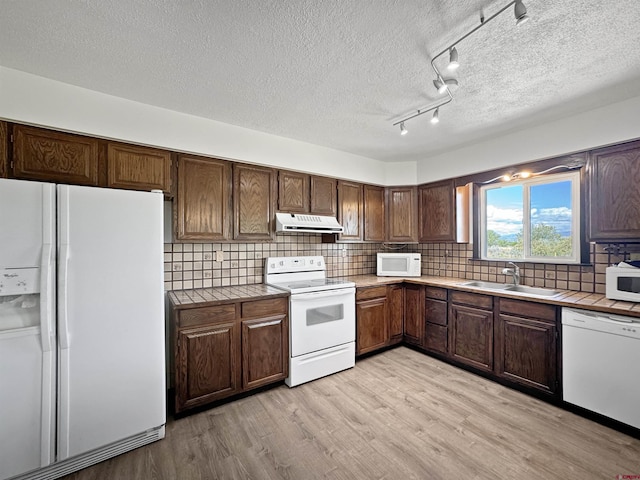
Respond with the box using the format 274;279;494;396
0;179;166;480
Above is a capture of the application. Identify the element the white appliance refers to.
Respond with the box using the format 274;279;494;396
606;262;640;302
275;212;344;234
376;252;421;277
264;256;355;387
0;179;165;480
562;307;640;429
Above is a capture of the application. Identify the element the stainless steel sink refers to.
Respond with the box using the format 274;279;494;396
503;285;561;297
458;281;512;290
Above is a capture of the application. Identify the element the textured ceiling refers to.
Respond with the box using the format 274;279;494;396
1;0;640;163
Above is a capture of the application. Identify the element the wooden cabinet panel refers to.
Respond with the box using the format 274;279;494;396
425;297;447;326
363;184;385;242
386;186;418;243
356;297;389;355
425;324;448;354
387;285;404;342
176;322;240;412
241;297;288;318
0;121;8;178
178;304;237;328
242;315;288;390
12;125;101;186
418;180;455;242
449;290;493;310
499;298;556;323
310;176;337;216
175;155;232;241
356;285;387;301
107;142;172;193
425;295;448;355
278;170;309;213
337;180;363;241
425;286;448;301
403;284;424;346
234;164;276;241
496;315;557;394
588;140;640;241
449;303;493;372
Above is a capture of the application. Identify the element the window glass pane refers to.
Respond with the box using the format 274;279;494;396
530;180;573;258
485;185;523;259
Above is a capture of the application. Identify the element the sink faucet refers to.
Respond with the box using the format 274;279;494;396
502;262;520;286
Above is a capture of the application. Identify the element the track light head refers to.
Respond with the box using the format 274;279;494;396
434;78;458;94
433;78;444;93
448;47;459;70
400;122;408;135
431;108;440;124
514;0;529;26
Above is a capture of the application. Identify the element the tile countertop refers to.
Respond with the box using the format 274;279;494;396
343;274;640;319
168;284;288;309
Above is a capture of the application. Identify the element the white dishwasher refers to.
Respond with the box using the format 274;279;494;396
562;307;640;429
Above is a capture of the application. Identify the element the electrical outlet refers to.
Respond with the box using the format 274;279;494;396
216;251;224;262
342;247;347;258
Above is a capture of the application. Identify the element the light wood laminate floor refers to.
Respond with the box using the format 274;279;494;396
63;347;640;479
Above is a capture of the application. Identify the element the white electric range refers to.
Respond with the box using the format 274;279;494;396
264;256;355;387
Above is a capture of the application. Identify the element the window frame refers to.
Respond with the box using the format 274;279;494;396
479;170;582;264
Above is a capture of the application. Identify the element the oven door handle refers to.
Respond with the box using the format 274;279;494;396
290;288;355;301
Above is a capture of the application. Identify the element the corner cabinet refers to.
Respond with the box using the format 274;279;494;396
106;142;173;194
355;285;404;355
234;164;277;241
418;180;456;242
448;291;494;373
386;186;418;243
337;180;363;241
363;184;385;242
403;284;424;346
588;140;640;242
175;155;232;241
171;296;288;413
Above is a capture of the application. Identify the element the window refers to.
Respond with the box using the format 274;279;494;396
480;171;581;263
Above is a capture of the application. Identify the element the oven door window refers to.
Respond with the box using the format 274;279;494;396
307;304;344;326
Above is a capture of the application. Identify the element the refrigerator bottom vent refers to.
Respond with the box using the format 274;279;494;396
12;426;165;480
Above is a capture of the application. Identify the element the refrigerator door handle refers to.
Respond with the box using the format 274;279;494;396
59;243;71;350
40;242;54;353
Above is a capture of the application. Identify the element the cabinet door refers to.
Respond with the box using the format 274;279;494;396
242;314;288;390
278;170;309;213
418;180;455;242
310;176;337;216
363;184;385;242
176;155;232;241
12;125;102;186
107;142;172;194
403;284;424;346
175;322;240;412
496;314;557;395
234;164;276;241
424;298;448;355
387;285;404;342
449;304;493;372
386;186;418;243
356;297;388;355
0;121;8;178
337;180;363;241
588;140;640;241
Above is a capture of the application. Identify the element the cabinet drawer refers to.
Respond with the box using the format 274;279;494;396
178;304;238;328
242;297;288;318
499;298;556;323
425;298;447;326
356;286;387;301
450;290;493;310
425;324;448;354
425;286;447;301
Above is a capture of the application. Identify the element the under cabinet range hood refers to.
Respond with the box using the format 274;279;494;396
275;212;344;234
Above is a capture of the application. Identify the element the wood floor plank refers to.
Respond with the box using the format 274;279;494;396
62;347;640;480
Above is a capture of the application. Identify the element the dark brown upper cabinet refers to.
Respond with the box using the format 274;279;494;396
337;180;363;241
12;125;103;186
175;155;232;241
234;164;276;241
418;179;456;242
588;140;640;242
107;142;173;194
386;186;418;243
363;184;385;242
310;176;337;216
278;170;309;213
0;121;8;178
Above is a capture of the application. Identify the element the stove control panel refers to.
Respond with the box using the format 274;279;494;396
265;256;325;274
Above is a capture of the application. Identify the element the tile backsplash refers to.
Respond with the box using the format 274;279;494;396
164;236;625;295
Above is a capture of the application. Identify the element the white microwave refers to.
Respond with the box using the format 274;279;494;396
377;253;421;277
606;263;640;302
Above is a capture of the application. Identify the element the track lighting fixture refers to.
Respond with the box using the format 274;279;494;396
392;0;531;134
514;0;529;26
482;163;585;184
448;47;459;70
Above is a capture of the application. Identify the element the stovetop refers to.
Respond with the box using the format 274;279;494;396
264;256;354;294
269;277;355;294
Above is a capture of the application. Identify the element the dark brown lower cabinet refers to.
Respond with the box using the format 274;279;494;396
172;296;288;413
424;287;448;355
356;296;388;355
403;284;424;346
496;298;558;395
449;291;494;372
387;284;404;343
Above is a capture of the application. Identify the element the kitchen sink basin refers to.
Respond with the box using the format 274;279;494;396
458;281;561;297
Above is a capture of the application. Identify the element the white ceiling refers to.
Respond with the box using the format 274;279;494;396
1;0;640;163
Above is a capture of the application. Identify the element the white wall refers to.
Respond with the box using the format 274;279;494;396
0;67;403;185
417;95;640;183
